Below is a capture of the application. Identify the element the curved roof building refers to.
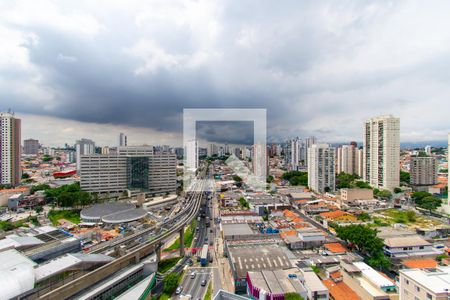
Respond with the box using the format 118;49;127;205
81;202;147;224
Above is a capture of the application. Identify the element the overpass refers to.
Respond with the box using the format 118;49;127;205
35;175;207;299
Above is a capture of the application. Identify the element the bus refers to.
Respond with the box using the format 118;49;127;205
200;244;208;267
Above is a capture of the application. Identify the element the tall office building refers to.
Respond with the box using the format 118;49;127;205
336;143;357;175
80;148;176;195
304;136;317;167
76;138;95;172
118;133;127;147
23;138;39;155
363;115;400;191
0;112;21;186
308;144;335;193
410;156;438;189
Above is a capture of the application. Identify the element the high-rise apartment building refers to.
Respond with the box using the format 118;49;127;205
76;138;95;172
410;156;438;188
336;143;357;175
252;143;268;185
118;132;127;147
308;144;335;193
363;115;400;191
0;112;21;186
356;148;364;177
23;138;39;155
304;136;317;167
208;143;218;157
443;134;450;214
185;139;198;171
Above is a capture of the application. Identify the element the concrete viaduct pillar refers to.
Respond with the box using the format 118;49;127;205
156;242;162;262
179;226;185;257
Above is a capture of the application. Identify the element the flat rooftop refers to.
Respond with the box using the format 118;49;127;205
248;269;306;295
228;245;292;278
223;223;255;237
400;266;450;294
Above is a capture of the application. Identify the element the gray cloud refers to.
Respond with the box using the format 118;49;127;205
1;0;450;146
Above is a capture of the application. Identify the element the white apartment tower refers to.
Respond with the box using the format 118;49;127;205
118;132;127;147
185;139;198;171
291;137;301;171
208;143;218;157
336;142;357;175
308;144;335;193
304;136;317;167
0;112;21;186
76;138;95;172
363;115;400;191
443;133;450;214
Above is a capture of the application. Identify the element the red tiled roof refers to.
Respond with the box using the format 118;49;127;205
322;280;361;300
324;243;348;253
402;259;437;269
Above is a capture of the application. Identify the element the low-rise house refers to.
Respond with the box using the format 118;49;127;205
341;261;398;300
323;243;349;256
383;235;442;263
300;269;329;300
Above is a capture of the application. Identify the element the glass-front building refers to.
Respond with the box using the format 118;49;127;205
127;157;149;190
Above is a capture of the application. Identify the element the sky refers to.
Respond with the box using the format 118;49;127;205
1;0;450;147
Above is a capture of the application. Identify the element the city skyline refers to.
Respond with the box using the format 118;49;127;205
2;1;450;146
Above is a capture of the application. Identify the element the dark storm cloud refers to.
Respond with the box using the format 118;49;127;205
2;0;450;144
196;121;254;145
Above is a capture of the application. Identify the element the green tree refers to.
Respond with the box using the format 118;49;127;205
357;212;371;221
284;293;304;300
163;273;181;294
30;184;50;194
282;171;308;186
394;187;402;194
400;171;410;184
238;197;249;209
411;191;432;202
354;181;372;189
335;224;390;270
417;196;442;212
374;189;392;199
232;175;242;182
336;172;358;189
266;175;274;183
35;206;43;214
42;155;53;162
21;173;30;179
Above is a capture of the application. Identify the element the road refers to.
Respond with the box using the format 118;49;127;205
175;268;211;300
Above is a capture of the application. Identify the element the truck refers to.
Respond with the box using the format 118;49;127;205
200;244;208;267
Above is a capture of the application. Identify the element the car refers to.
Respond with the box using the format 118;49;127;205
201;279;207;286
187;259;193;266
175;286;183;295
190;271;196;279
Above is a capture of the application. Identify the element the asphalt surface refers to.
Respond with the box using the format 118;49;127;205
175;268;211;300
